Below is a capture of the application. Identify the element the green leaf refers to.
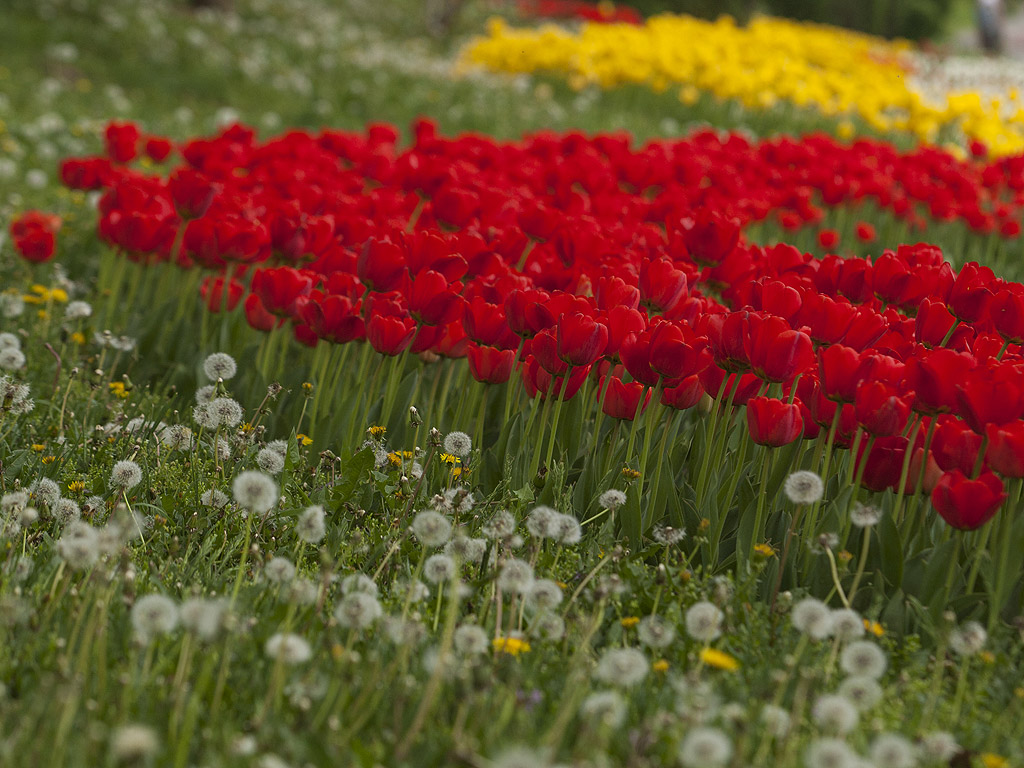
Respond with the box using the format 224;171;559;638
877;511;903;588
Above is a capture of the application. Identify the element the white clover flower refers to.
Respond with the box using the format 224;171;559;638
111;724;159;762
838;675;883;710
593;647;649;687
840;640;887;679
805;738;856;768
679;726;733;768
264;556;296;584
340;573;378;597
580;690;627;728
64;300;92;320
791;598;835;640
334;592;382;630
232;471;278;515
527;579;563;610
0;347;25;371
497;558;534;594
423;553;456;584
179;598;226;641
830;608;865;641
56;521;100;569
131;594;179;643
110;460;143;490
209;397;243;428
411;510;452;548
442;430;472;458
296;505;326;544
637;615;676;649
685;601;724;643
265;633;312;664
811;694;859;735
948;621;987;656
526;505;559;539
870;733;917;768
598;489;627;510
454;624;489;656
257;447;285;475
784;470;824;504
200;489;229;508
850;502;883;528
203;352;237;381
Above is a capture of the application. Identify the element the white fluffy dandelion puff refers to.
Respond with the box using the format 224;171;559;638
131;594;179;643
592;647;649;687
232;471;278;515
784;470;824;504
685;601;724;643
411;509;453;548
203;352;237;381
265;633;312;664
295;505;326;544
679;727;733;768
109;460;142;490
442;430;472;458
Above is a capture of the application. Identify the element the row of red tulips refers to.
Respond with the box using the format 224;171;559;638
17;121;1024;546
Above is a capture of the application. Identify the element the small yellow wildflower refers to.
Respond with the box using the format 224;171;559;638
979;651;996;665
698;518;710;533
653;659;670;672
492;636;531;656
620;616;640;628
753;543;776;558
387;452;403;467
980;754;1008;768
68;481;85;493
50;288;68;303
302;381;313;393
37;310;48;321
41;456;56;464
699;648;740;671
331;643;344;661
838;550;853;565
440;453;459;465
367;425;387;439
621;467;641;480
863;619;884;637
108;382;129;399
70;332;86;345
296;433;313;446
31;444;45;452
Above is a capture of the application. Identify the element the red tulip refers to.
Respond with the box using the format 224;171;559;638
467;344;516;384
854;381;911;436
638;258;687;313
931;470;1005;530
746;397;803;447
366;313;416;356
986;421;1024;478
599;375;651;420
557;312;608;367
104;121;140;163
9;210;61;263
357;237;406;293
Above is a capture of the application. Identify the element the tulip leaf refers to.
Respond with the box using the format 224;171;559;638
877;512;903;588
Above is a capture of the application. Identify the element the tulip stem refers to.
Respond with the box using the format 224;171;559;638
846;525;872;605
544;366;572;470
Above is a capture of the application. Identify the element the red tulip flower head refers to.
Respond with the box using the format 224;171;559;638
746;397;803;447
931;470;1005;530
9;210;61;263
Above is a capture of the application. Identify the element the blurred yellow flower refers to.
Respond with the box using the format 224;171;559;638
980;754;1008;768
653;659;670;672
620;616;640;628
493;636;531;656
863;619;884;637
699;647;740;671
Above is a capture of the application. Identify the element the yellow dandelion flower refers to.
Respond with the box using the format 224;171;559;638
331;643;344;661
302;381;314;393
367;425;387;439
698;517;710;533
41;456;56;464
68;481;85;493
493;636;531;656
653;659;670;672
296;433;313;446
31;444;45;452
621;466;641;480
50;288;68;303
699;648;740;671
108;382;129;399
70;332;86;345
979;651;996;665
863;619;884;637
980;754;1008;768
440;453;458;465
753;543;776;558
620;616;640;628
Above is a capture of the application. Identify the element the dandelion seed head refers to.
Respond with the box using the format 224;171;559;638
0;347;26;370
52;497;80;524
580;690;627;728
761;703;791;738
109;460;142;490
552;513;581;545
811;693;859;734
411;509;452;548
334;591;382;630
423;553;456;584
0;294;24;319
64;300;92;320
482;509;517;540
1;490;29;513
210;397;243;428
340;573;378;597
805;738;856;768
286;578;319;606
159;424;194;451
179;598;226;641
265;632;312;664
442;430;472;458
31;477;61;508
195;385;217;405
257;447;285;475
0;332;20;350
792;598;835;640
56;521;100;569
203;352;237;381
598;488;627;510
232;470;278;515
685;601;724;643
497;558;534;594
840;640;887;679
444;535;486;564
131;594;179;643
17;506;39;528
593;647;649;687
296;505;326;544
850;502;883;528
920;732;959;762
638;615;676;649
530;610;565;641
266;439;288;457
948;621;987;656
200;489;229;509
111;724;159;762
454;624;489;656
109;335;136;353
870;733;917;768
264;556;296;584
838;675;883;710
527;578;563;609
526;505;559;539
679;726;733;768
653;524;686;545
831;608;865;641
784;470;824;504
